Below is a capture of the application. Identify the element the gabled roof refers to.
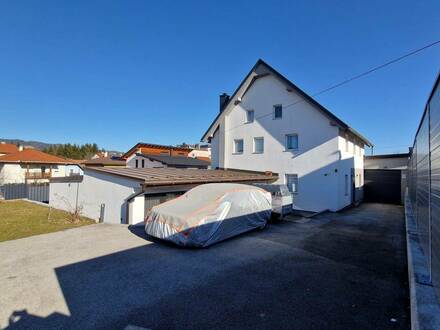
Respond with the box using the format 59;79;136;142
201;59;372;147
0;143;19;155
122;142;193;160
0;149;77;164
136;153;210;167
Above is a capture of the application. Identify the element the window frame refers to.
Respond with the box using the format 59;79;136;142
233;139;244;154
246;109;254;123
285;133;299;151
285;174;298;194
273;104;283;119
141;159;145;168
135;159;138;168
253;137;264;154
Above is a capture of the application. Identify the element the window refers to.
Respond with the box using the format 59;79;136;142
285;134;299;150
135;159;138;168
274;104;282;119
233;139;244;154
246;110;254;123
142;159;145;168
253;137;264;154
285;174;298;193
345;175;349;196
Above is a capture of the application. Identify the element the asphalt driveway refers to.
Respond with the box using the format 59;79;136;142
0;203;409;329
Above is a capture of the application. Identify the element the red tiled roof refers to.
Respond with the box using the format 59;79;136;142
0;149;76;164
0;143;19;155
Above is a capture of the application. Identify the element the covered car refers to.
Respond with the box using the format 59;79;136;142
144;183;272;247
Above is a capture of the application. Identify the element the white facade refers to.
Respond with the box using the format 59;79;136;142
205;62;369;212
0;163;82;184
50;169;144;224
126;154;165;169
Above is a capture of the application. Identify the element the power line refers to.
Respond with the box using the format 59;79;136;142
225;39;440;133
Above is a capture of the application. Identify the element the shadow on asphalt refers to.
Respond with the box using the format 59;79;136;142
5;203;410;329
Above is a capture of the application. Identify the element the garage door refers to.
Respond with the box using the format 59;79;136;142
364;169;402;204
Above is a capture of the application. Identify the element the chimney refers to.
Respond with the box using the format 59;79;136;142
18;145;24;151
219;93;230;113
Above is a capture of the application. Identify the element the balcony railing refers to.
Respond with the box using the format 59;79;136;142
25;172;52;179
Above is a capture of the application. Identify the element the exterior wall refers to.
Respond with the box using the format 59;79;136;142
138;147;190;157
50;170;142;224
365;156;408;170
218;75;353;212
210;131;219;168
337;133;365;209
128;195;145;225
0;164;25;184
126;154;165;169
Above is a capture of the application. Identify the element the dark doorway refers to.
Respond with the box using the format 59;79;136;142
364;169;402;204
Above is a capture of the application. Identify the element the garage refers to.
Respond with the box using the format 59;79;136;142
363;169;402;204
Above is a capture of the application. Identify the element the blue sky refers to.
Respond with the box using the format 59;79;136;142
1;1;439;154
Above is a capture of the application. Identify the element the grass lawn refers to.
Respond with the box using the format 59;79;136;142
0;200;95;242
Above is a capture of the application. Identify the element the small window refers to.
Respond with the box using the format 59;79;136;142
246;110;254;123
345;175;349;196
142;159;145;168
274;105;282;119
286;134;299;150
234;139;244;154
253;137;264;154
135;159;138;168
285;174;298;193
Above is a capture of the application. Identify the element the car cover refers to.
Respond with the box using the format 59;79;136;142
145;183;272;247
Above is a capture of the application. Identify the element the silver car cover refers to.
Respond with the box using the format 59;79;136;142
145;183;272;247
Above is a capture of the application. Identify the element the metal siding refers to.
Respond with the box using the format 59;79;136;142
408;76;440;300
0;183;49;203
430;80;440;298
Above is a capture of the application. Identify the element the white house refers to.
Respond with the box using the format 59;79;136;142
0;148;82;184
202;59;372;212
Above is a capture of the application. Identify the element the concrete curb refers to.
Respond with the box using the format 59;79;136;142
404;197;440;330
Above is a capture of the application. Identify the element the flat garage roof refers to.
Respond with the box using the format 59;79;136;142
85;167;277;187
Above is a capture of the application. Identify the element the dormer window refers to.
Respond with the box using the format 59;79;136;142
274;105;282;119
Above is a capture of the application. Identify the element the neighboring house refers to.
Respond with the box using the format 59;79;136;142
201;59;372;212
126;153;210;169
0;142;19;157
91;151;109;159
50;167;276;224
364;153;409;170
83;156;126;167
122;142;192;160
0;149;82;184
